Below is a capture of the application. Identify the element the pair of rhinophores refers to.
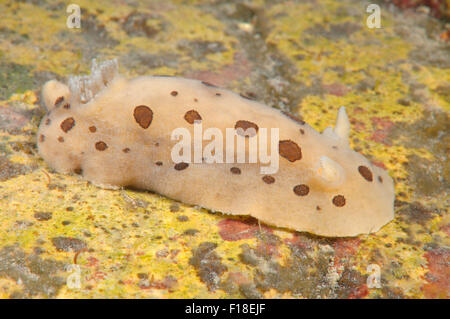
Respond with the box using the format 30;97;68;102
37;59;395;237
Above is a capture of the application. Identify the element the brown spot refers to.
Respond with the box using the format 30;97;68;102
230;167;241;175
194;98;198;102
137;273;148;280
378;176;383;183
133;105;153;129
45;118;51;125
183;229;199;236
122;148;130;153
281;111;305;125
155;161;163;166
170;91;178;96
63;103;70;109
299;129;305;135
39;135;45;142
60;117;75;133
215;92;221;96
316;206;321;211
184;110;202;124
177;215;189;222
262;175;275;184
235;120;258;137
174;162;188;170
358;165;373;182
240;92;256;100
54;96;64;107
34;211;52;221
332;195;346;207
89;126;97;133
95;141;108;151
201;81;218;88
51;236;86;252
74;168;82;175
57;136;64;143
279;140;302;162
293;184;309;196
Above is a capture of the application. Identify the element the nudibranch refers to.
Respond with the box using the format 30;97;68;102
37;59;395;237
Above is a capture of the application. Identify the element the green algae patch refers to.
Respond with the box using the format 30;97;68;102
0;63;36;100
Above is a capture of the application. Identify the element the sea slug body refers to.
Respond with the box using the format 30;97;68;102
37;59;395;237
